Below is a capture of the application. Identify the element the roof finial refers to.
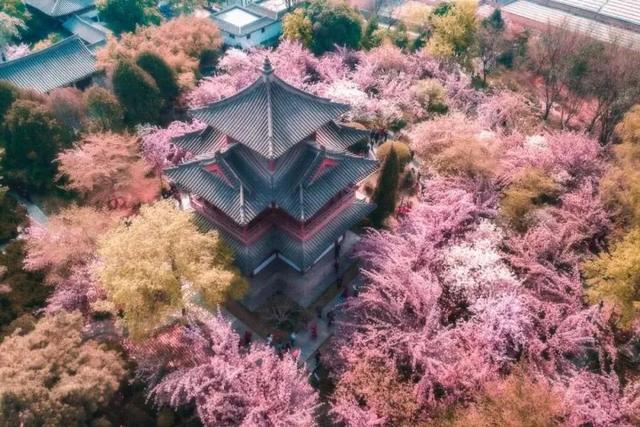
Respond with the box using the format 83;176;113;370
262;56;273;75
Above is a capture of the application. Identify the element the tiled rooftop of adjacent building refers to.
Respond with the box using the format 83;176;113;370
0;36;96;93
25;0;94;17
503;0;640;29
502;1;640;50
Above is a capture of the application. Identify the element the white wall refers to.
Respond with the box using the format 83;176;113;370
222;21;282;48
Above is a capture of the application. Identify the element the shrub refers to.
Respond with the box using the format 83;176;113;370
411;79;448;114
499;168;561;232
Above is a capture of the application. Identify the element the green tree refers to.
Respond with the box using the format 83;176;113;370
0;241;47;334
97;0;160;34
0;312;125;425
1;99;72;193
361;15;380;50
96;200;247;339
84;86;124;131
281;8;313;47
112;60;162;125
0;81;18;124
0;148;26;243
0;0;31;24
474;8;507;85
136;51;179;103
303;0;364;54
371;146;400;227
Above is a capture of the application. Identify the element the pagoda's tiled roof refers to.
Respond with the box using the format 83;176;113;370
190;59;349;159
172;127;227;156
26;0;94;17
316;121;369;152
195;200;374;273
166;142;377;226
0;36;96;93
176;120;368;157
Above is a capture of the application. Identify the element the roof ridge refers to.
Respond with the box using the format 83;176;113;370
264;57;275;159
51;0;63;14
270;73;349;108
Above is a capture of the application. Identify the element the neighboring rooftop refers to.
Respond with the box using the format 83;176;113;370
0;36;97;93
502;1;640;50
63;14;110;46
512;0;640;30
213;5;275;35
25;0;94;17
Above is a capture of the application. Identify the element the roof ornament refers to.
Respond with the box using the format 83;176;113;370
262;56;273;75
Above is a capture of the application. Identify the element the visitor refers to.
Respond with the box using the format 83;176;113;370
310;323;317;340
327;310;335;328
315;306;323;319
242;330;252;347
289;332;297;346
266;333;273;347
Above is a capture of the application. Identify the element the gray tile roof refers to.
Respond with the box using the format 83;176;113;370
172;126;228;156
26;0;94;17
191;59;350;159
166;142;377;226
0;36;97;93
316;121;369;152
62;15;110;45
173;120;368;157
195;200;375;273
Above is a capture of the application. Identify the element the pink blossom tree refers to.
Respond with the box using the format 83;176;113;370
130;311;319;426
138;120;205;170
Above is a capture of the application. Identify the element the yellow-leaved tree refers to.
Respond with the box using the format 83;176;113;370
583;227;640;327
96;200;246;339
428;0;477;66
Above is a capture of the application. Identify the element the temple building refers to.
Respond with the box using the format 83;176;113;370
165;58;377;304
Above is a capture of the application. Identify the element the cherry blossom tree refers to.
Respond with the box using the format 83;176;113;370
138;120;205;170
57;132;160;210
23;206;120;285
129;311;319;426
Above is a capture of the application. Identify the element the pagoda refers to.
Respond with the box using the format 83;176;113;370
165;58;377;279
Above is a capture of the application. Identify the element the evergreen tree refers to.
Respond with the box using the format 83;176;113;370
0;80;18;124
361;15;379;50
97;0;160;35
371;146;400;227
112;60;162;125
136;51;179;103
1;99;72;193
303;0;364;54
84;86;124;131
